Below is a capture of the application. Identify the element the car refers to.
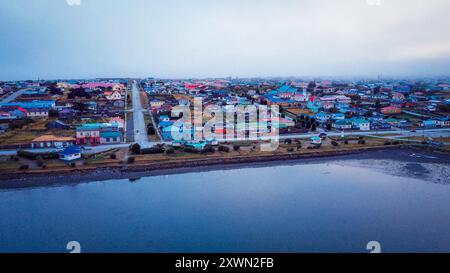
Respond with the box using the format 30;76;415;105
319;133;327;138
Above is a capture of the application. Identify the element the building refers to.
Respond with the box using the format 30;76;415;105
311;136;322;145
422;119;437;128
351;118;371;131
332;120;352;130
109;117;125;129
100;131;123;144
314;112;331;123
76;123;123;145
104;90;124;100
58;108;77;120
2;100;56;110
59;146;82;161
436;117;450;127
381;106;402;115
27;108;49;118
150;99;165;109
31;135;76;149
331;113;346;120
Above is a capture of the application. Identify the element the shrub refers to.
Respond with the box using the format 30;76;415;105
384;141;392;145
284;139;292;145
331;141;339;147
165;148;175;154
130;143;141;155
201;146;215;154
41;164;47;169
17;150;58;160
287;147;295;152
127;157;135;164
182;146;199;154
36;156;44;167
233;145;240;151
358;140;366;145
19;164;29;170
70;162;76;168
392;141;400;145
297;144;302;150
218;145;230;152
344;140;349;145
141;147;165;154
110;154;117;159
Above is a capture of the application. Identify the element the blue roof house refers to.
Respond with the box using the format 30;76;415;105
59;146;82;161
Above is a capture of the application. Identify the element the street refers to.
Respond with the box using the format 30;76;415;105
131;81;152;148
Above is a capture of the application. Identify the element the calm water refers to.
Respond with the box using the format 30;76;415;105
1;159;450;253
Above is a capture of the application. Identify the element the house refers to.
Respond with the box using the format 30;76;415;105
86;101;98;111
0;112;14;120
0;124;9;134
159;115;170;122
112;100;125;108
381;106;402;115
27;108;49;118
322;101;335;110
311;136;322;146
0;106;28;119
46;120;70;130
436;117;450;127
2;100;56;110
351;118;371;131
76;124;101;145
104;90;123;100
422;119;437;128
307;97;322;113
58;108;77;120
100;131;123;144
314;112;331;123
76;123;123;145
332;120;352;130
385;118;407;126
331;113;346;120
31;135;76;149
109;117;125;129
392;92;406;102
371;122;391;130
59;146;82;161
150;99;165;109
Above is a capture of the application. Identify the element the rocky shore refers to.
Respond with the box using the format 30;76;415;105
0;146;448;189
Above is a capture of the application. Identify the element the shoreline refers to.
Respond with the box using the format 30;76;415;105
1;146;449;189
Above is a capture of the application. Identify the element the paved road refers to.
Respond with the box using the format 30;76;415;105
0;127;448;156
0;89;27;104
131;81;152;148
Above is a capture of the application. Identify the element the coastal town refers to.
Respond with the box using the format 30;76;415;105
0;77;449;177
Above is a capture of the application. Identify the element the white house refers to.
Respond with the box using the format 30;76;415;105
105;90;123;100
59;146;82;161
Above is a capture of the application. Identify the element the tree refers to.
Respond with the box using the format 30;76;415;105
48;109;59;118
375;100;381;109
130;143;141;155
311;124;317;131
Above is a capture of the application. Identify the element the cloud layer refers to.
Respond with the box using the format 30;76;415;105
0;0;449;80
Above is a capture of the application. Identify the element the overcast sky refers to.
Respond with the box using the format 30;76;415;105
0;0;449;80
